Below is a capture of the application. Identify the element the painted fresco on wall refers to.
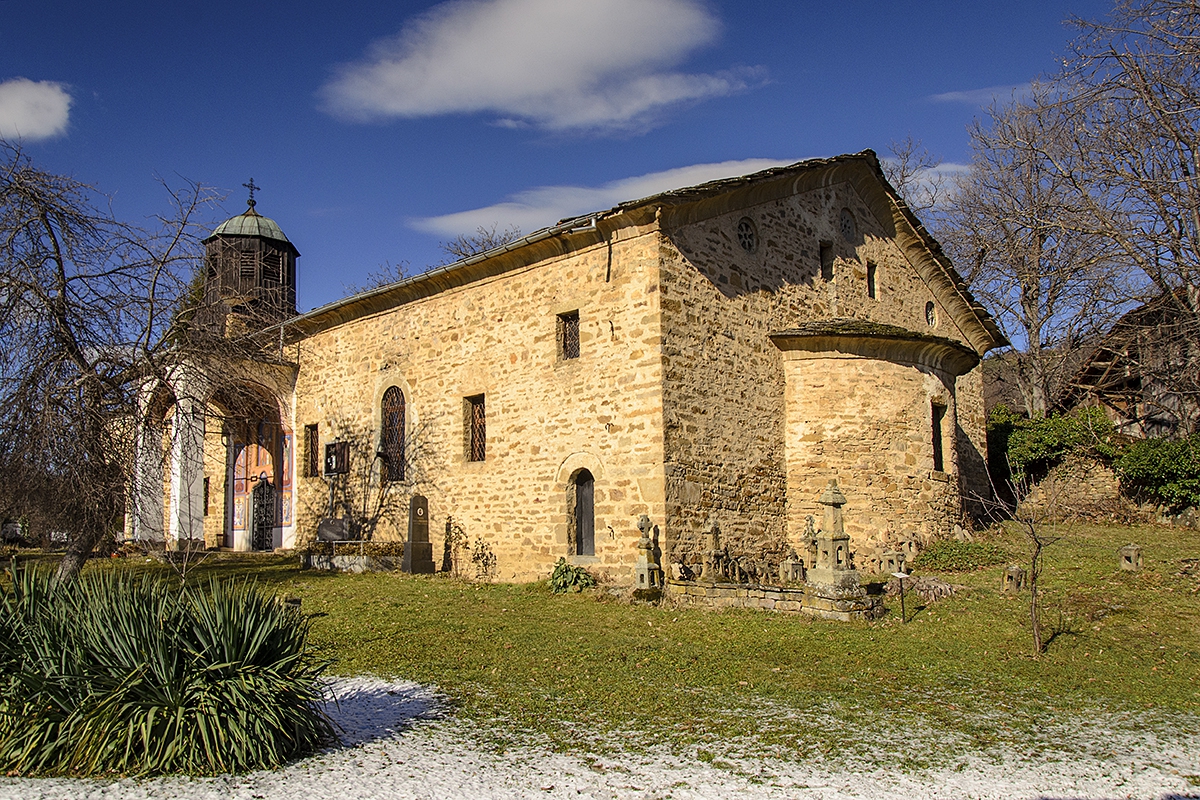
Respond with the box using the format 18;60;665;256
281;431;293;526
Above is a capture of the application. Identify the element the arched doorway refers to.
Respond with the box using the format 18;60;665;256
220;390;291;551
250;475;275;551
231;429;278;551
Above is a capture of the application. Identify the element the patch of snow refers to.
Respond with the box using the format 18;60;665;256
1;676;1196;800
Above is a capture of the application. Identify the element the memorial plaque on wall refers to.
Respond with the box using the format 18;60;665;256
323;441;349;476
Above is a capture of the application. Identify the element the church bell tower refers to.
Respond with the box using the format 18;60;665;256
201;179;298;335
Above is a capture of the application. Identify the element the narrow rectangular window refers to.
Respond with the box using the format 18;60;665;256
820;242;834;281
261;251;281;284
866;261;877;299
466;395;486;462
238;251;256;280
304;424;319;478
558;310;580;360
932;402;947;473
202;477;210;516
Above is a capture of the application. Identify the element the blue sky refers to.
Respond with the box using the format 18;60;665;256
3;0;1110;311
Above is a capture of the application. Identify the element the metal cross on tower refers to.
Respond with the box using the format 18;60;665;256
243;178;261;208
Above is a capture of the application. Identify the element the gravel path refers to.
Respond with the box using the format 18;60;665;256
2;677;1196;800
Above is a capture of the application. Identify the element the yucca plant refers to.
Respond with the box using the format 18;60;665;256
0;566;334;776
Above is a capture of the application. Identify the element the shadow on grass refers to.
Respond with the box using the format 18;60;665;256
1043;610;1084;650
323;677;445;748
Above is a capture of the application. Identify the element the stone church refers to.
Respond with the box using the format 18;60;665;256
129;151;1006;584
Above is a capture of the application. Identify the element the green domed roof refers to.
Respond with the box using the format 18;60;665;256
205;202;293;246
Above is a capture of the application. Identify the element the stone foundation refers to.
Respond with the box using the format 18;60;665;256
302;552;403;573
665;579;882;620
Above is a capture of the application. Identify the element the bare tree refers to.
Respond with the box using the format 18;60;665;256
342;260;413;295
1051;0;1200;428
437;223;522;264
940;85;1133;418
882;135;953;216
302;412;441;543
978;464;1067;656
0;142;221;582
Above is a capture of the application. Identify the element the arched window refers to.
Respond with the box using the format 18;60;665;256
572;469;595;556
381;386;406;482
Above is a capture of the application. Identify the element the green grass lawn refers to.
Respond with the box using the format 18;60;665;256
55;521;1200;764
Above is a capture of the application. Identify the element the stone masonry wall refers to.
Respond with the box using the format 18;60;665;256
782;354;963;551
955;368;991;517
660;178;981;566
289;227;667;583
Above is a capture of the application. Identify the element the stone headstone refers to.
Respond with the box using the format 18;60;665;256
402;494;436;574
633;516;663;593
1119;543;1143;572
1003;565;1026;594
779;550;804;583
317;517;349;542
881;550;906;575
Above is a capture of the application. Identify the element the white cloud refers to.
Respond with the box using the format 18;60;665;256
320;0;762;132
413;158;797;236
928;83;1031;107
0;78;71;140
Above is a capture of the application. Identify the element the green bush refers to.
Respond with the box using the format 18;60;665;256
911;541;1009;572
1115;434;1200;510
988;405;1117;479
0;567;334;776
548;558;596;594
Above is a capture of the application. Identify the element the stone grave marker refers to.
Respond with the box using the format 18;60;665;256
1119;543;1143;572
402;494;436;574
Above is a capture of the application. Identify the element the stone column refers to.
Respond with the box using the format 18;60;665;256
168;382;207;549
808;480;856;587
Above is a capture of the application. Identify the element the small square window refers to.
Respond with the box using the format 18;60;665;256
324;441;350;476
558;310;580;360
466;395;486;462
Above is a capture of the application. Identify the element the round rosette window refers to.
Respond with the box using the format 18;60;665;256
736;217;758;253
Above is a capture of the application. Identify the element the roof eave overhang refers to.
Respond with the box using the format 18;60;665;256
202;230;300;258
262;215;614;344
260;151;1008;354
770;323;981;376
